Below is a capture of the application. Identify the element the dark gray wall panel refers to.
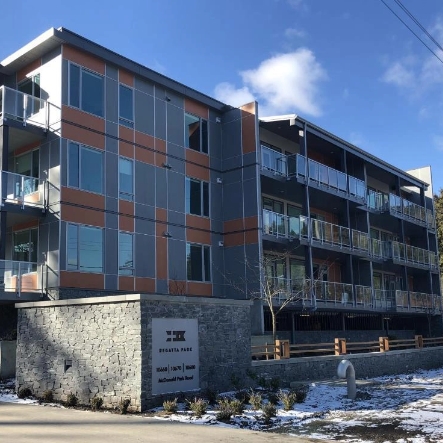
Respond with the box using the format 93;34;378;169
223;246;246;299
105;274;117;291
167;223;185;241
211;234;224;287
105;77;118;124
168;210;185;227
243;178;259;218
222;183;243;221
243;164;257;182
105;228;118;275
210;183;222;222
134;203;155;235
156;279;168;294
134;77;154;95
167;171;184;213
134;162;155;205
165;90;183;108
134;90;154;136
209;112;222;162
105;213;118;230
60;138;67;187
155;168;167;209
244;243;260;295
168;238;186;280
167;103;184;146
154;98;166;141
106;64;118;81
135;233;155;278
106;123;118;141
61;59;69;105
222;155;242;171
105;152;118;198
224;169;242;185
221;109;242;161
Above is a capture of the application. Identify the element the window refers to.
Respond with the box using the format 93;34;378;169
13;228;38;263
68;142;103;194
119;157;133;201
185;178;209;216
18;74;42;115
119;84;134;128
185;113;208;153
69;64;104;117
67;224;103;273
15;150;40;194
119;232;134;275
186;243;211;282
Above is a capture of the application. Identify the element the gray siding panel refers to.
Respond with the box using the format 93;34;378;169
154;98;166;141
134;203;155;236
105;77;118;124
105;228;118;275
168;239;186;281
60;138;67;187
243;178;259;218
61;59;69;106
167;171;184;213
134;77;154;95
105;274;118;291
134;90;154;136
223;183;243;221
222;109;242;161
106;64;118;81
166;103;184;146
106;123;118;142
135;233;155;278
105;152;118;198
155;168;167;209
134;162;155;206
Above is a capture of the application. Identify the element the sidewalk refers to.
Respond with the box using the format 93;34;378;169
0;402;329;443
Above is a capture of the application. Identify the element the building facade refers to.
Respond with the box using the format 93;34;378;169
0;28;440;341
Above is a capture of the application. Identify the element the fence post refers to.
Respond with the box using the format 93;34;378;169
379;336;389;352
415;335;423;349
334;338;347;355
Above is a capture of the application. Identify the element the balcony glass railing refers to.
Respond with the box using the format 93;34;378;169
391;241;438;270
389;193;435;228
348;176;366;201
355;285;373;306
308;218;350;248
367;190;387;211
370;238;385;259
373;289;395;309
351;230;370;253
307;158;349;194
266;277;311;303
311;280;353;304
1;171;44;208
262;210;300;239
0;86;48;129
0;260;43;296
261;146;287;176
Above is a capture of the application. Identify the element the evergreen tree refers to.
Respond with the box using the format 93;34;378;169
434;189;443;271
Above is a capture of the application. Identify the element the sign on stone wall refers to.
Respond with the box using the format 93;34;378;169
151;318;199;395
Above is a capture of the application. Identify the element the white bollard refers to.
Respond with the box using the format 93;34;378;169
337;359;356;400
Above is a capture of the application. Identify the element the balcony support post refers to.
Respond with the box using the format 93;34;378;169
0;125;8;261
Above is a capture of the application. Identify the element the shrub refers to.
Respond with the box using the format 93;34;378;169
262;402;277;424
249;390;263;411
234;389;250;404
267;392;279;406
216;398;232;422
163;398;178;414
119;398;131;415
90;396;103;411
295;389;308;403
41;390;53;403
257;376;268;389
17;387;32;399
229;399;245;415
66;393;78;407
269;377;281;392
188;398;208;417
202;388;217;405
278;390;297;411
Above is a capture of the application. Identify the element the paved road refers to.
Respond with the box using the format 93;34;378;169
0;402;330;443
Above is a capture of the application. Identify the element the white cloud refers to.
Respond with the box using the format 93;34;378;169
214;49;327;117
349;132;364;147
381;60;415;88
433;135;443;151
284;27;306;39
287;0;304;9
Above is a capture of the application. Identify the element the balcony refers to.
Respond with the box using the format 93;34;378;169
0;171;46;212
268;277;312;305
389;194;434;229
0;260;44;301
262;209;301;240
395;291;441;313
355;285;373;307
390;241;438;271
300;216;351;251
312;280;353;305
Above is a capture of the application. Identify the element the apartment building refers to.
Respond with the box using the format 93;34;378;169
0;28;440;341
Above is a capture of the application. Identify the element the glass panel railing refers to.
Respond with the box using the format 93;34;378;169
389;194;402;215
0;86;48;129
310;219;351;249
307;158;349;194
391;241;438;269
348;176;366;201
295;154;306;178
410;292;433;310
355;285;373;306
267;277;312;303
388;193;434;228
262;210;300;239
1;171;44;208
299;215;309;238
352;230;370;253
0;260;42;295
367;190;387;211
261;146;287;176
426;210;435;229
395;290;409;308
312;281;353;304
373;289;395;309
370;238;384;259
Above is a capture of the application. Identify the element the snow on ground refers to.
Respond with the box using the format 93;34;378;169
3;368;443;441
0;379;38;405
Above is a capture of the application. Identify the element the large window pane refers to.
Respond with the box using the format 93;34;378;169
201;119;208;153
13;229;37;262
185;113;200;151
189;179;201;215
119;85;133;127
119;158;133;200
187;244;202;281
67;224;78;270
79;226;103;273
202;182;209;216
119;232;133;275
82;70;104;117
68;142;79;188
69;64;80;108
81;147;103;193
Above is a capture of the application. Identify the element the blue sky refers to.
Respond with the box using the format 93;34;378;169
2;0;443;191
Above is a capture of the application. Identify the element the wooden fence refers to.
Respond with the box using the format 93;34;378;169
251;335;443;360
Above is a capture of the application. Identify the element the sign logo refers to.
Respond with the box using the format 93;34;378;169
166;330;186;342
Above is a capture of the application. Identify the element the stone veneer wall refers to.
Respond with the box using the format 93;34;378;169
16;294;252;411
252;347;443;386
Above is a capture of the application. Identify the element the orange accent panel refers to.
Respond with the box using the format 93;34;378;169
63;45;105;75
186;214;210;231
168;280;187;295
241;105;257;154
184;98;209;119
14;141;40;157
245;230;258;245
17;59;42;82
135;277;156;293
135;131;154;149
63;106;105;132
156;236;168;279
61;187;105;210
135;146;154;165
119;215;134;232
186;149;209;168
119;276;134;292
63;123;105;150
120;125;134;143
187;282;212;297
244;215;258;230
12;220;39;232
186;163;210;181
186;229;211;244
62;204;105;227
20;273;39;291
156;208;167;222
119;140;134;158
120;200;134;216
224;219;244;233
155;138;166;153
119;69;134;87
155;152;167;167
60;271;104;289
224;232;244;247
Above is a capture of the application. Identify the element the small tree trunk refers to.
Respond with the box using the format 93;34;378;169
271;310;277;343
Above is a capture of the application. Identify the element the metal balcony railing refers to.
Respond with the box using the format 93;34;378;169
306;158;349;194
367;189;387;211
261;146;287;176
301;216;351;249
0;260;44;297
0;86;49;130
0;171;45;209
312;280;353;304
370;238;385;259
391;241;438;270
262;210;301;239
389;193;435;228
355;285;373;307
266;277;312;304
351;230;370;254
373;289;395;309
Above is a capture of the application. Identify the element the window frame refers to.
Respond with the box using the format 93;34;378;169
184;112;209;154
68;62;104;118
185;177;210;217
118;231;134;276
118;156;134;201
186;243;211;282
67;141;104;195
118;84;134;128
66;223;104;274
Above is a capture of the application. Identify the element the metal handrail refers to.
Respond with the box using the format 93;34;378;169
389;193;435;228
0;260;44;297
355;285;373;306
0;170;44;209
262;209;300;239
311;280;353;304
308;217;351;248
391;241;438;270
